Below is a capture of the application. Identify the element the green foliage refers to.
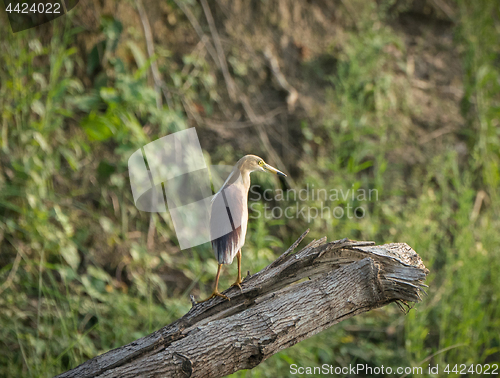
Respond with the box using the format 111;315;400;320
0;1;499;377
401;0;500;370
0;14;189;377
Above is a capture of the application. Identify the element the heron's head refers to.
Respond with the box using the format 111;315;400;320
238;155;287;177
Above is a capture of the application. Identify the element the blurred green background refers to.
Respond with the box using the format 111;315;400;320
0;0;499;377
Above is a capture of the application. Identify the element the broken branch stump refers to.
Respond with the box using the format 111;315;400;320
56;230;428;378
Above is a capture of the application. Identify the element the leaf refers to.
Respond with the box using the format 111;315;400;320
60;242;80;270
118;111;148;144
31;100;45;117
54;205;74;237
72;93;102;112
87;40;105;76
100;87;120;104
97;160;116;182
99;216;114;233
127;41;147;69
60;147;79;171
101;16;123;51
33;132;51;152
81;112;115;141
87;266;111;282
353;160;373;173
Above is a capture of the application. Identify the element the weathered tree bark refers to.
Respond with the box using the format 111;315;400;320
55;230;428;378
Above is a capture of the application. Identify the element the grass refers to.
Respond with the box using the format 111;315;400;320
0;0;499;377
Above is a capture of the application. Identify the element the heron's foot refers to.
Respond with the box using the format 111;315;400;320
231;278;243;291
198;289;230;303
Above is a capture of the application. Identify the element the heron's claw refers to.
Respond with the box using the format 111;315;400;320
198;290;230;303
231;279;243;291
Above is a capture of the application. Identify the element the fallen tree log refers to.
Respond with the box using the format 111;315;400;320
56;230;429;378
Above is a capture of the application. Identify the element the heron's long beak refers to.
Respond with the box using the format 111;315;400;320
263;164;287;177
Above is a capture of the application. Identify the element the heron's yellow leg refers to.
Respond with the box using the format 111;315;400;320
199;264;229;302
231;250;243;290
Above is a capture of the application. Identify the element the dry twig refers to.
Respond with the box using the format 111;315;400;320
135;0;174;110
200;0;237;102
264;48;299;112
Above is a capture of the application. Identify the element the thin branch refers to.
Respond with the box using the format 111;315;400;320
428;0;456;22
135;0;179;249
200;0;237;102
135;0;174;110
400;343;466;378
172;0;220;68
202;107;285;129
470;190;488;221
418;125;457;144
0;248;22;296
339;0;359;31
264;47;299;112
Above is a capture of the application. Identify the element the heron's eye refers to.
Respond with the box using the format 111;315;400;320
258;160;264;166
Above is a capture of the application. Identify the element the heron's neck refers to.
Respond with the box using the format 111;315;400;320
241;169;251;191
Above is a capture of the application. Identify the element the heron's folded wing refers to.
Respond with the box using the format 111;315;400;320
210;183;245;264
